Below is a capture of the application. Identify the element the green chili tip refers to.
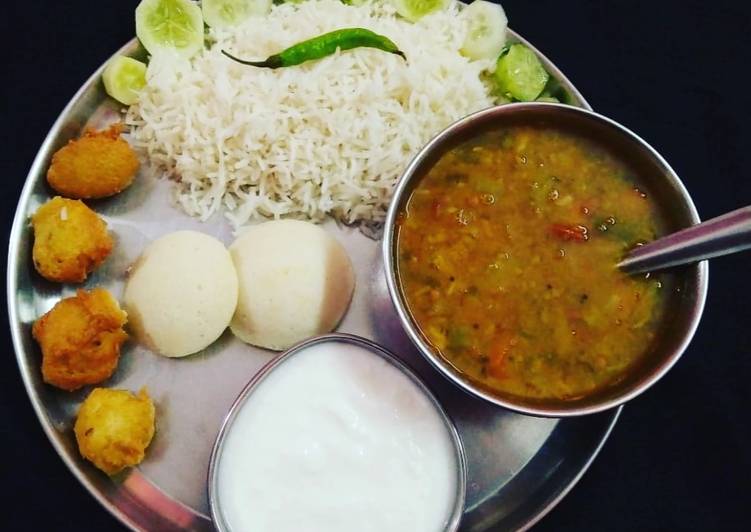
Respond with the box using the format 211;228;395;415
221;49;284;69
222;27;407;70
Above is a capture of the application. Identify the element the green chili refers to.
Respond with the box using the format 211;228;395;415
221;28;406;69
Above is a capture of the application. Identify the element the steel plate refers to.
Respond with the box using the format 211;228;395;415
8;31;620;532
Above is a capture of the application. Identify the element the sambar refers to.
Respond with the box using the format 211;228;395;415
396;125;668;401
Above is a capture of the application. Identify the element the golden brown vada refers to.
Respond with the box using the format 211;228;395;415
74;387;155;475
31;197;113;283
46;123;139;199
32;288;128;391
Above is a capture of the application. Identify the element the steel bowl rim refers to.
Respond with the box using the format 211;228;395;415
382;101;709;418
207;332;468;532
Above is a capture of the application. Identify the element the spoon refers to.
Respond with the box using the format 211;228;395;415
618;205;751;274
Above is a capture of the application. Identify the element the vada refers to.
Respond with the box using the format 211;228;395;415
31;197;113;283
74;387;155;475
32;288;128;391
46;123;139;199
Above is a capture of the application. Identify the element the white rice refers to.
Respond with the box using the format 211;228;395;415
125;0;498;229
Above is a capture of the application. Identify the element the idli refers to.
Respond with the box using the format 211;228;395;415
124;230;238;357
230;220;355;350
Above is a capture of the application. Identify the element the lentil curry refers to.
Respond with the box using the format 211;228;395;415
396;125;667;401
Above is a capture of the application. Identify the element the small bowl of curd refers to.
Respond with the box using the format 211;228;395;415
208;333;467;532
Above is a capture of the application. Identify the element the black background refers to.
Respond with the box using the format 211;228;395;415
2;1;750;530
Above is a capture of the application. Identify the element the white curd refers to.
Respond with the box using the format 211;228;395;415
215;340;460;532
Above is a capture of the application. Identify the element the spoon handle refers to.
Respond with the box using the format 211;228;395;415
618;205;751;274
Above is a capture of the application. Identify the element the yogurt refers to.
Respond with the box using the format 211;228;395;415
214;339;461;532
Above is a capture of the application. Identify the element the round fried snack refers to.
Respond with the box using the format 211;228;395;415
32;288;128;391
74;387;155;475
31;197;113;283
46;123;139;199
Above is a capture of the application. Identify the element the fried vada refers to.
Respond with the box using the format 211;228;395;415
31;197;113;283
32;288;128;391
74;387;155;475
46;123;139;199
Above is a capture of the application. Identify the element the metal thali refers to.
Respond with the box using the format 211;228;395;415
8;31;620;531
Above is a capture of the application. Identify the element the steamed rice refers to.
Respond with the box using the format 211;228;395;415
125;0;499;228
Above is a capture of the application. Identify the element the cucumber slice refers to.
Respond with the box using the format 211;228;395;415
391;0;449;23
103;56;147;106
494;44;549;101
202;0;271;29
460;0;508;61
135;0;204;58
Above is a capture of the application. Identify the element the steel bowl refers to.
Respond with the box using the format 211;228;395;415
207;333;467;531
382;102;708;417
